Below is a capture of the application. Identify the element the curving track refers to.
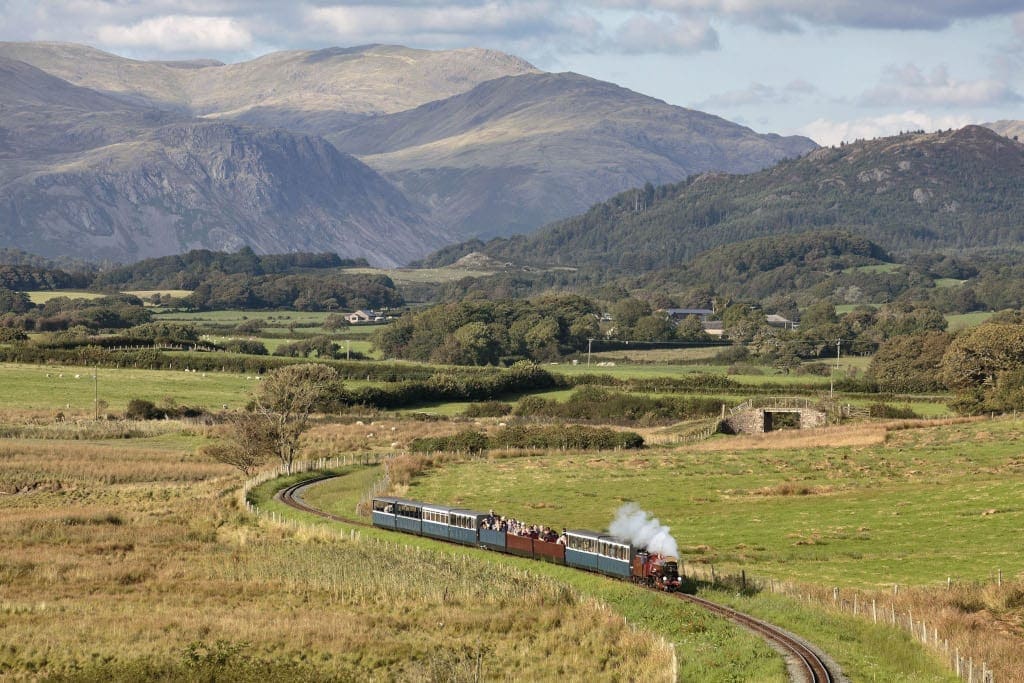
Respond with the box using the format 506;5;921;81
276;476;837;683
676;592;833;683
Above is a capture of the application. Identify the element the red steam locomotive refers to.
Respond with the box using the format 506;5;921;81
631;550;682;591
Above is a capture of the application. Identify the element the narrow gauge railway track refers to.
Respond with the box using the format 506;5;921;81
276;476;837;683
676;592;833;683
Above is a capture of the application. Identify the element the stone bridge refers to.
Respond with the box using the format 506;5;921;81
722;397;828;434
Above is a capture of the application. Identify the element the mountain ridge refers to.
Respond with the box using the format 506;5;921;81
329;71;817;238
419;125;1024;271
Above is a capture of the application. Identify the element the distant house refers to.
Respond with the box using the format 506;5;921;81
765;314;797;329
702;321;725;337
662;308;714;322
346;309;382;324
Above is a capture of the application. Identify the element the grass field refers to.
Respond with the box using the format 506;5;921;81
345;266;499;284
125;289;193;299
404;418;1024;588
946;311;994;330
0;362;257;414
25;290;105;303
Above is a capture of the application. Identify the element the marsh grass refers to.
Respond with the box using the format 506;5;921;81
0;430;679;681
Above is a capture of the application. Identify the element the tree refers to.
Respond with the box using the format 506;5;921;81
203;412;273;476
252;363;338;474
611;297;651;331
868;332;951;392
675;315;708;342
941;323;1024;390
632;314;676;341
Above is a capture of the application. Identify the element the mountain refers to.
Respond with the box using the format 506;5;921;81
985;120;1024;140
0;57;447;265
328;72;816;238
1;42;815;249
423;126;1024;271
0;55;179;169
0;42;537;124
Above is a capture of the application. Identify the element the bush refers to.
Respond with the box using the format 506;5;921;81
512;386;722;425
125;398;163;420
463;401;513;418
409;424;644;453
0;327;27;342
223;339;269;355
867;403;920;419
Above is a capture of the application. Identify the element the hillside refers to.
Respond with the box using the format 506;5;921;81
425;126;1024;271
986;120;1024;140
330;72;816;238
0;56;181;172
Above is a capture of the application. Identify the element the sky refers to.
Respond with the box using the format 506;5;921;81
2;1;1022;145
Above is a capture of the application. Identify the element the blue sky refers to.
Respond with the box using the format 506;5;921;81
2;1;1021;145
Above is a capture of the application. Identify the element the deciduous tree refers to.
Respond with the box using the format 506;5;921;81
250;363;338;474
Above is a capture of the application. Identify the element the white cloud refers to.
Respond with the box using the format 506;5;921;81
597;1;1021;31
96;15;253;52
614;13;718;53
861;63;1021;107
695;79;818;108
306;2;574;45
799;110;973;146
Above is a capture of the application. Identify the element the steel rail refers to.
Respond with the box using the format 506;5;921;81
275;475;836;683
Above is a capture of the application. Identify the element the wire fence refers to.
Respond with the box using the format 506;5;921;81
681;563;1001;683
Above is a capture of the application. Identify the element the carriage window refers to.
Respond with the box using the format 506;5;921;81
424;510;449;524
397;504;421;518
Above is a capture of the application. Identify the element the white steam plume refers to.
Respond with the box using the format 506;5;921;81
609;503;679;558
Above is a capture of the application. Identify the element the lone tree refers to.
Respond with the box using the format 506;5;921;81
208;363;338;475
254;363;338;474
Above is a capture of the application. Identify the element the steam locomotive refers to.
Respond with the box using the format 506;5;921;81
371;496;683;591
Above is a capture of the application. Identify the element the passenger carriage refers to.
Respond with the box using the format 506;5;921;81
372;497;485;545
371;497;423;534
371;498;628;579
564;530;634;577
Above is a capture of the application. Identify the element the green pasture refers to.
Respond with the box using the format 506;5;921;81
124;289;193;299
25;290;105;304
0;362;257;413
404;417;1024;588
345;266;498;284
945;311;994;330
283;470;955;681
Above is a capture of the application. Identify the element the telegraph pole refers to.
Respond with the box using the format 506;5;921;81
830;339;841;399
93;365;99;420
587;338;594;367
